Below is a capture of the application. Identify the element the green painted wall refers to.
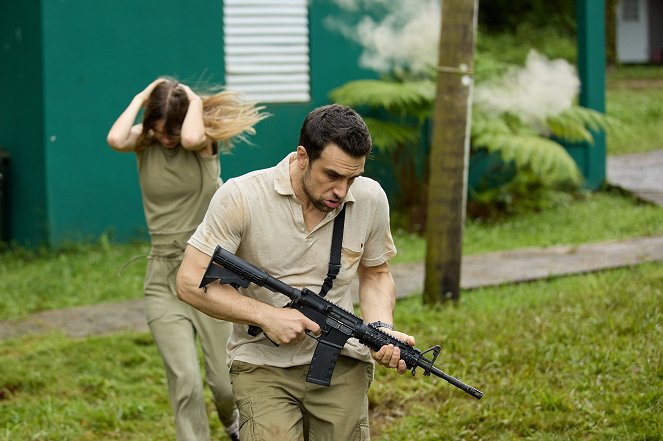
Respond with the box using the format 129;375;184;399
44;0;227;244
0;0;47;245
0;1;376;246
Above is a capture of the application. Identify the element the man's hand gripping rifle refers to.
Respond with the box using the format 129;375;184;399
200;246;483;400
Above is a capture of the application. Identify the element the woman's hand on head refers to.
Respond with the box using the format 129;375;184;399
136;78;167;106
179;84;201;103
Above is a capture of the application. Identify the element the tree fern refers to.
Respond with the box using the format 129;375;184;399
472;111;582;185
364;117;422;153
547;106;621;144
329;67;619;215
329;79;434;117
547;113;595;144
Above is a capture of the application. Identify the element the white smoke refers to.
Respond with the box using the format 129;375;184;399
474;50;580;127
325;2;580;125
324;0;440;75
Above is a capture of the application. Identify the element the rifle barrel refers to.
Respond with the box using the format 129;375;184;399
431;366;484;399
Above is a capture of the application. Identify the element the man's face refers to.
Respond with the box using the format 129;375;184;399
301;144;365;212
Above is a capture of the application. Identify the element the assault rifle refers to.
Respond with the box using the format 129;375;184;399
200;246;483;399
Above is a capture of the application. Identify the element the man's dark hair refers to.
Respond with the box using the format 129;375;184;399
298;104;372;162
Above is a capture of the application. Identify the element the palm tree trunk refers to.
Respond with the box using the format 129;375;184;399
424;0;478;304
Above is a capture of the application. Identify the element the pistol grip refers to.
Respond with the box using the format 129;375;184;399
248;325;262;336
247;325;279;347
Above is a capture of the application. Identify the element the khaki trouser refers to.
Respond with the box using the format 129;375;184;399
145;240;235;441
230;356;374;441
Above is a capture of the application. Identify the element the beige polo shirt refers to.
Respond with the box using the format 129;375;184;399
189;153;397;368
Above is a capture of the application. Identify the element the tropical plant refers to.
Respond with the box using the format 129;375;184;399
468;100;621;217
330;77;435;229
330;55;619;223
471;107;611;188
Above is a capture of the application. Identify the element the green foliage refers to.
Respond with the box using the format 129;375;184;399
330;45;621;219
329;79;434;119
331;77;431;229
548;106;622;144
473;51;519;83
474;37;663;159
363;118;422;153
329;77;433;155
478;0;576;35
471;111;582;186
468;172;572;220
476;25;577;67
468;101;623;216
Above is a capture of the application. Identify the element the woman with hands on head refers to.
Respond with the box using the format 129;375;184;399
107;77;267;441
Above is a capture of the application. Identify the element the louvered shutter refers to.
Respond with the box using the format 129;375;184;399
223;0;310;103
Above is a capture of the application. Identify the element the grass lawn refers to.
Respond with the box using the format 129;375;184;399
1;263;660;440
0;186;661;439
606;84;663;155
371;262;663;440
0;241;149;321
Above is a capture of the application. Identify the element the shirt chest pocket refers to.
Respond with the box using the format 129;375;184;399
335;244;363;286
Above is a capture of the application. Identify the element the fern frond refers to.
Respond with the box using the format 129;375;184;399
472;132;582;185
364;117;422;153
471;111;512;137
329;79;435;114
547;116;594;144
547;106;622;143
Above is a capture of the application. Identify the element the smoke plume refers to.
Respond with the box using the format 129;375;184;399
325;2;580;124
324;0;440;75
474;50;580;127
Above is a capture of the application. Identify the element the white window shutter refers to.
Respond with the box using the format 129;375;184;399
223;0;310;103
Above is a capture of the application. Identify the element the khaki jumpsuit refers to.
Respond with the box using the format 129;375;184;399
138;143;236;440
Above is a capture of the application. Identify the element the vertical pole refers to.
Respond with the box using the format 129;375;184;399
424;0;478;304
576;0;607;189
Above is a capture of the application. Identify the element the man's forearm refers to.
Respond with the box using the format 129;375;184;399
357;262;396;325
176;245;269;325
177;276;258;324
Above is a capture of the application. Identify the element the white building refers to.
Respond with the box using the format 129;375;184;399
616;0;663;63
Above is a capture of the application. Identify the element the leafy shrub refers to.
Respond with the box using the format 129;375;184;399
330;52;617;225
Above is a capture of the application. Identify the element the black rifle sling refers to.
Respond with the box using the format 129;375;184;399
246;205;345;341
318;204;346;298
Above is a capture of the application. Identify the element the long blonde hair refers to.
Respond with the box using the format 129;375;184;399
138;78;268;152
201;89;268;152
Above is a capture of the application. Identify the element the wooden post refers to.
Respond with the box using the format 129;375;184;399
423;0;478;304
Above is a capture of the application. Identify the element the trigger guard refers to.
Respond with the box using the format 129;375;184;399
305;330;319;341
